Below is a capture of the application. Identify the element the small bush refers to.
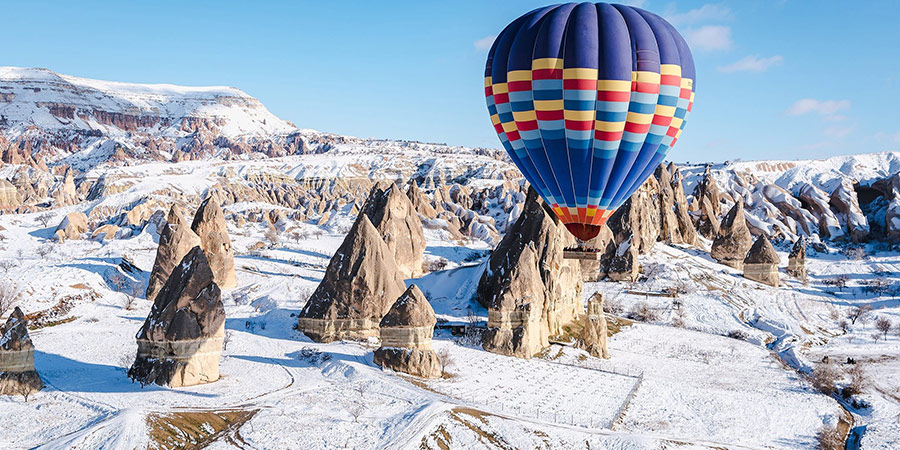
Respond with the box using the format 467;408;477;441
842;364;866;398
426;258;449;272
628;302;658;322
811;363;839;395
815;424;843;450
823;275;849;291
726;330;749;341
842;245;866;260
437;347;454;375
0;281;20;317
604;295;625;316
875;317;892;339
297;346;332;365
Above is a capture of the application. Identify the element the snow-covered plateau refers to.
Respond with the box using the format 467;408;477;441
0;68;899;450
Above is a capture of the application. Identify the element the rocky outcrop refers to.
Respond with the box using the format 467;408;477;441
90;224;119;241
297;214;407;342
0;307;43;396
787;238;807;282
830;179;869;243
406;181;437;219
129;247;225;387
0;180;19;209
373;285;442;378
578;226;616;282
742;235;780;287
693;165;722;217
797;183;843;239
669;163;698;246
361;182;426;278
577;292;609;359
696;195;721;239
711;201;754;269
760;184;819;236
607;176;660;255
477;187;582;359
147;205;203;300
53;211;88;241
191;196;237;289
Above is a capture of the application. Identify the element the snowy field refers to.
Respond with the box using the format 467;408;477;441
3;154;900;448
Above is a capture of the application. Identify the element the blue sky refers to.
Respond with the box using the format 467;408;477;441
3;1;899;162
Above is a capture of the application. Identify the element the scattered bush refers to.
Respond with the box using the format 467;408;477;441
264;227;280;247
437;347;454;375
628;302;658;322
604;295;625;316
0;259;17;273
842;245;866;260
842;364;866;398
36;212;54;228
871;332;881;343
0;281;20;317
875;317;892;339
823;275;849;291
815;424;843;450
838;319;849;334
848;305;872;325
297;346;332;365
726;330;749;341
35;245;52;258
425;258;449;272
811;362;839;395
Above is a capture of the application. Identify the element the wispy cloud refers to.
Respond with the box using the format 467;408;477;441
717;55;783;73
474;35;496;51
665;3;733;27
824;125;855;138
683;26;733;51
786;99;851;116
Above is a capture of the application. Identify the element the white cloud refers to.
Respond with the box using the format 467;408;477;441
683;25;733;51
717;55;783;73
474;35;496;51
786;99;851;116
823;114;849;122
824;125;855;138
665;3;733;26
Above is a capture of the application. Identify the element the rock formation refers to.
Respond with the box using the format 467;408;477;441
191;196;237;289
787;238;807;282
693;165;722;216
297;214;407;342
373;285;442;378
711;201;754;269
0;307;43;396
90;224;120;241
607;176;660;255
655;164;684;245
361;182;426;278
406;181;437;219
830;179;869;243
669;163;698;246
696;196;721;239
0;180;19;209
53;211;88;241
797;183;843;239
577;292;610;359
477;187;582;359
129;247;225;387
742;235;780;287
578;226;616;282
147;205;203;300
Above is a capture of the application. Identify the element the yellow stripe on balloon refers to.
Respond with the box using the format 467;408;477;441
512;110;537;122
534;99;564;110
501;121;518;133
654;104;676;117
595;120;626;132
632;71;661;84
670;117;683;129
597;79;631;91
563;68;598;79
507;70;532;82
532;58;564;70
564;110;595;121
491;114;501;126
484;76;492;88
660;64;682;76
626;111;653;124
492;82;508;95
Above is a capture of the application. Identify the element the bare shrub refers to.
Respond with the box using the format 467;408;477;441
842;245;866;260
871;332;881;343
815;424;843;450
726;330;749;341
862;278;890;296
811;363;839;395
672;308;686;328
123;284;140;311
0;281;20;317
425;258;449;273
36;212;54;228
0;259;17;273
109;273;126;293
604;295;625;316
823;275;849;291
842;364;866;398
628;302;658;322
848;305;872;325
875;317;892;339
264;226;280;248
35;245;52;258
437;347;455;375
838;319;849;334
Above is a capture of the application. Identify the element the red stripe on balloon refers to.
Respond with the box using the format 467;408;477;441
516;120;539;131
536;110;564;121
563;79;595;90
532;69;563;80
508;81;532;92
595;130;623;141
565;120;594;131
632;82;660;94
624;122;651;134
597;91;630;102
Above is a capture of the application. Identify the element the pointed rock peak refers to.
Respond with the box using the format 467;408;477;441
191;195;223;229
655;163;672;186
190;194;236;289
789;238;806;260
360;179;425;278
721;200;745;228
745;235;779;265
380;284;436;328
2;306;33;351
147;204;202;299
140;246;224;342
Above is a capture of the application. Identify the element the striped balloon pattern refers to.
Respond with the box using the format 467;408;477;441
485;2;695;241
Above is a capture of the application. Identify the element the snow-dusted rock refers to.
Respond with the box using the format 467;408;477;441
0;307;43;396
796;183;843;239
669;163;699;246
711;201;754;269
0;180;19;209
297;214;407;343
129;246;225;387
361;181;426;278
743;235;780;287
147;205;202;300
191;195;237;290
477;187;582;359
577;292;610;359
829;179;869;243
53;211;88;241
406;181;437;219
787;238;807;282
373;285;442;378
90;224;119;242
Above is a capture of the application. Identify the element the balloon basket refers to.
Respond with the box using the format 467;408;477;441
563;245;603;260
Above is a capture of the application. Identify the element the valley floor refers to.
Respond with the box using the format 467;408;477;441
1;207;898;449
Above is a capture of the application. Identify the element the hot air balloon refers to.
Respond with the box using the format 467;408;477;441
484;2;695;253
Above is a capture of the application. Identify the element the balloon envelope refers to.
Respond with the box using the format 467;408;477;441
485;2;695;241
